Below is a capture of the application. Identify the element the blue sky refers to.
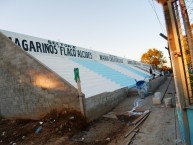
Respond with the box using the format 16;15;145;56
0;0;169;65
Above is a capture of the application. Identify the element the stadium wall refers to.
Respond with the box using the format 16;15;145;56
0;32;81;120
0;29;154;122
85;87;129;122
150;75;167;92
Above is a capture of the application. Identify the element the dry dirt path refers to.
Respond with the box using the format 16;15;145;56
130;76;182;145
108;76;182;145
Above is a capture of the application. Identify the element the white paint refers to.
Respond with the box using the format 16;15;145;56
0;29;152;98
0;29;149;67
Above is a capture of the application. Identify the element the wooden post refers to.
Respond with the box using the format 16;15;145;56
179;0;193;67
157;0;190;144
174;1;192;104
74;68;85;116
77;79;82;97
77;79;85;117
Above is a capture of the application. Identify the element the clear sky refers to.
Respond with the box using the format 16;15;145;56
0;0;169;65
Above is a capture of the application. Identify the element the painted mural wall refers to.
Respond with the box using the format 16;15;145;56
0;29;150;68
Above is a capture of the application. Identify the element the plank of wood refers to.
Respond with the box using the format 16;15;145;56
132;111;149;125
126;129;139;145
121;129;139;145
124;112;150;138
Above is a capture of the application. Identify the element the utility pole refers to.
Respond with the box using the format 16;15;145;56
174;1;192;104
157;0;190;144
179;0;193;67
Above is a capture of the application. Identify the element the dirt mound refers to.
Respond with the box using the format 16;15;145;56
0;110;86;145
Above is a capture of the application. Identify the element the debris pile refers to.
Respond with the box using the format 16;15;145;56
0;110;86;145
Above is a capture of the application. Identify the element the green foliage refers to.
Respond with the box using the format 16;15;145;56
181;23;193;65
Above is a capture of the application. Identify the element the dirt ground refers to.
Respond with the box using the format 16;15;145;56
0;110;87;145
0;106;140;145
0;76;182;145
0;97;145;145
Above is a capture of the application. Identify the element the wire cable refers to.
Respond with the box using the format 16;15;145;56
147;0;166;33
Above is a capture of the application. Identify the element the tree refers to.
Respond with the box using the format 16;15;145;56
141;48;167;68
181;23;193;65
182;35;191;65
